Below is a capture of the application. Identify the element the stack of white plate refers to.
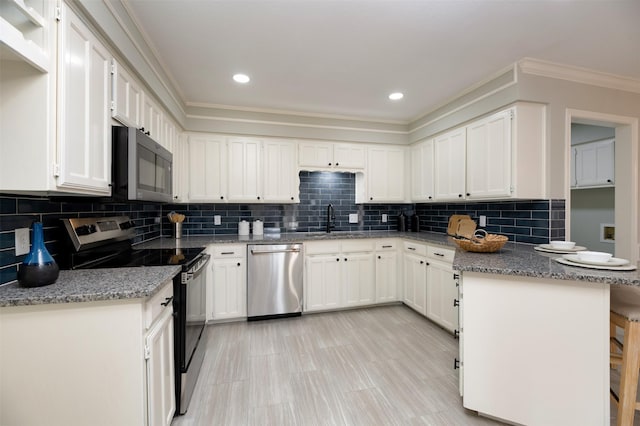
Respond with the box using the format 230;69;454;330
554;251;636;271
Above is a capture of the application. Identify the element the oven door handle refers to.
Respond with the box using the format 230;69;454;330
182;254;210;284
251;248;300;255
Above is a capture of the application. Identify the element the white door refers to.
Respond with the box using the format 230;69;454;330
427;260;458;333
305;254;342;311
298;142;333;169
57;5;111;194
263;140;298;202
145;308;176;426
434;128;466;201
188;135;227;201
466;110;512;199
211;258;246;319
227;138;262;202
375;251;398;303
333;143;366;169
411;139;435;202
367;146;405;202
343;252;375;307
112;59;141;128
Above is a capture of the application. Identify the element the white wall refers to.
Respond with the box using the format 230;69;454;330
570;188;615;254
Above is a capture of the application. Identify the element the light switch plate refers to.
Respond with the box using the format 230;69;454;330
382;214;388;223
214;215;222;225
349;213;359;224
479;215;487;227
15;228;30;256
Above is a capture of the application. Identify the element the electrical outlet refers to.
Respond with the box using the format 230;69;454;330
479;215;487;227
154;217;161;224
349;213;359;224
214;215;222;225
15;228;30;256
382;214;388;223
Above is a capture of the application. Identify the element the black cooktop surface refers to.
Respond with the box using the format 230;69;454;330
62;247;204;270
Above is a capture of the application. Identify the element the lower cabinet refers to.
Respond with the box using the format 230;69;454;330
402;241;428;315
206;244;247;320
375;239;400;303
304;240;375;312
425;246;459;333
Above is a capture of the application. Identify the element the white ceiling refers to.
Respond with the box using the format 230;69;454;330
124;0;640;123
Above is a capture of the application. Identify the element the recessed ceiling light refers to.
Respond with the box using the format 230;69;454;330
388;92;404;100
233;73;250;84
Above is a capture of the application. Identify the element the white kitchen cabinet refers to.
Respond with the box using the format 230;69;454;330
304;240;375;312
187;135;227;202
0;279;175;426
465;109;512;199
572;138;615;188
360;145;406;203
172;133;187;202
56;3;111;194
263;139;299;202
375;239;400;303
227;137;262;202
111;58;141;128
402;241;427;315
0;0;50;72
425;246;458;333
411;139;435;202
298;141;365;170
144;304;176;426
434;127;466;201
141;92;163;145
206;245;246;320
305;252;342;312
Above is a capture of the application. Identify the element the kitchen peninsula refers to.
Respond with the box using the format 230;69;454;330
1;231;635;426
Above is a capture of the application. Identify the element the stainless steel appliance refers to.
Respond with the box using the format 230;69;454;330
111;126;173;203
59;216;209;416
247;244;303;320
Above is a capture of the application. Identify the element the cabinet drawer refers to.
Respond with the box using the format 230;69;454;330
403;241;427;256
305;241;341;255
210;244;245;258
427;246;455;263
341;240;375;253
375;239;398;251
145;279;173;328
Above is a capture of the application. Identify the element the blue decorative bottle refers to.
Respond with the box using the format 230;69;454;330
18;222;59;287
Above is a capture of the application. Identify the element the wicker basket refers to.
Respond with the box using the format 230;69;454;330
453;231;508;253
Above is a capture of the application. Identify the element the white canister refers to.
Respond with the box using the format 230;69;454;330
253;220;263;236
238;220;250;236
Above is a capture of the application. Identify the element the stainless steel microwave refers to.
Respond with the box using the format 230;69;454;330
111;126;173;203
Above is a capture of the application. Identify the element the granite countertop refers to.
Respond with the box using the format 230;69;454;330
0;266;181;308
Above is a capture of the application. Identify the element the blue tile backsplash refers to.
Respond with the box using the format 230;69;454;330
0;171;564;285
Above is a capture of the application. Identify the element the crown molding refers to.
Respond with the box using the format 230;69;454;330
518;57;640;94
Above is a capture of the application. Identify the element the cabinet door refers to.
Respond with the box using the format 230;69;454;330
403;252;427;315
145;307;176;426
298;142;334;168
112;60;141;128
141;94;163;144
466;110;512;199
56;5;111;194
366;146;405;202
211;258;246;319
434;128;466;201
333;143;365;169
343;252;375;307
376;251;398;303
263;140;299;202
411;139;435;202
227;138;262;202
188;135;227;201
305;254;341;312
426;260;459;333
574;139;615;187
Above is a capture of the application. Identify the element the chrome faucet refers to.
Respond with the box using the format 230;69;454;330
326;203;336;233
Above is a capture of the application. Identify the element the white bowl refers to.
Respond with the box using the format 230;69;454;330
576;251;612;263
549;240;576;250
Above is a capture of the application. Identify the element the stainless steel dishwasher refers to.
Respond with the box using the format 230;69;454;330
247;243;303;320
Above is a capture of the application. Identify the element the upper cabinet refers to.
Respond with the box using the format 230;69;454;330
299;142;365;171
0;0;51;72
415;103;546;203
358;145;406;203
111;59;142;128
571;138;615;188
185;134;299;204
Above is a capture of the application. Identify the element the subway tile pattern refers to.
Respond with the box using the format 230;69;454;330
0;172;563;285
415;199;564;245
0;194;162;285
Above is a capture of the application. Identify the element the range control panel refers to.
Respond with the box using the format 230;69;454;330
61;216;136;251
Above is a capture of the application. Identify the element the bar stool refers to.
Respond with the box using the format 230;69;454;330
610;286;640;426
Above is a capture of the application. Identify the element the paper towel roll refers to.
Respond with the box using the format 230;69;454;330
238;220;250;236
253;220;263;236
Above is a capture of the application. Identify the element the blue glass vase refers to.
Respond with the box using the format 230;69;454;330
18;222;59;288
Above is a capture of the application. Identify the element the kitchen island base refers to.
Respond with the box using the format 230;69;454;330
461;272;610;426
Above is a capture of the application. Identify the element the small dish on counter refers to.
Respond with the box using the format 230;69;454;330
534;244;587;254
575;251;612;263
562;254;628;267
554;256;637;271
549;240;576;250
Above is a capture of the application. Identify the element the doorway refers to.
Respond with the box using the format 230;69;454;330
566;110;639;263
